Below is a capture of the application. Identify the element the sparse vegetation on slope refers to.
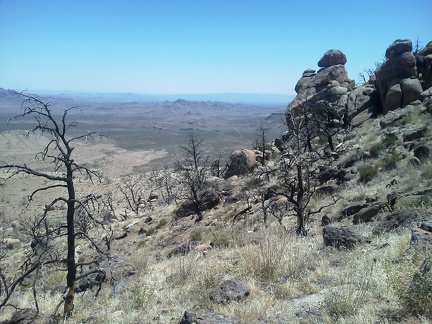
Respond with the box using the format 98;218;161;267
1;38;432;323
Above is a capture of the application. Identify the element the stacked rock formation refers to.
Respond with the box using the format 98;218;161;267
417;40;432;90
375;39;423;113
285;49;354;122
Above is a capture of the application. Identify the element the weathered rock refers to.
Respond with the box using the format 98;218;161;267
339;149;365;168
322;226;367;249
314;184;338;197
353;205;383;224
2;308;43;324
383;82;403;113
411;227;431;246
413;143;431;160
418;41;432;88
167;241;201;258
318;49;347;68
317;166;347;184
401;78;423;106
179;309;235;324
373;208;430;235
385;39;412;59
339;203;368;220
420;222;432;232
403;127;427;142
346;86;376;121
175;190;220;218
376;39;423;114
224;149;257;179
321;215;331;226
208;280;250;304
3;238;22;249
286;61;353;118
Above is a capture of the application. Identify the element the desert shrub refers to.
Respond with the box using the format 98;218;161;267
325;286;361;318
386;256;432;319
155;218;167;229
358;164;378;183
146;227;155;236
240;235;285;282
379;153;401;170
189;228;202;241
245;177;261;190
369;143;384;158
209;227;240;248
421;160;432;179
382;133;398;147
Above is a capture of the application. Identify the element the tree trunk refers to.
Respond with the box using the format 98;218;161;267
64;167;76;316
295;165;306;235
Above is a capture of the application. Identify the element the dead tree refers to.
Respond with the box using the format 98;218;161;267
0;93;107;317
178;134;210;222
277;108;340;235
119;175;145;214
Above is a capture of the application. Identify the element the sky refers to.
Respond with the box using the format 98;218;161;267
0;0;431;96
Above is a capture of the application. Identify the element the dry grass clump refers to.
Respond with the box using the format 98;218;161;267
238;230;319;283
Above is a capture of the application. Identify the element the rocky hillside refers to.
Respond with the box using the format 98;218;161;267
1;39;432;323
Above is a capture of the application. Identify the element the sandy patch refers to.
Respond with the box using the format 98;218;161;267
0;130;168;178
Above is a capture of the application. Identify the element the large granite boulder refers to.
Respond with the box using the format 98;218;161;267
318;49;347;68
417;40;432;89
376;39;423;113
224;149;257;179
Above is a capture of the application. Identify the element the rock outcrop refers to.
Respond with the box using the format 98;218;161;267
285;49;354;122
224;149;257;179
417;40;432;89
376;39;423;113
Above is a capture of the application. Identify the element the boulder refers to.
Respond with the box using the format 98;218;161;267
385;39;412;59
339;149;365;169
413;142;431;160
175;190;220;218
383;82;403;113
318;49;347;68
2;308;44;323
317;166;347;184
208;280;250;304
339;203;368;220
322;226;367;249
346;86;376;121
401;78;423;106
167;241;200;258
224;149;257;179
376;39;423;113
373;208;430;235
418;41;432;89
3;238;22;249
353;205;383;224
179;309;235;324
286;55;353;119
403;126;427;142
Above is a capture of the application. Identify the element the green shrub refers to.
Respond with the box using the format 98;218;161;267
398;271;432;317
358;164;378;183
386;257;432;319
382;133;398;147
379;153;400;170
155;218;167;229
369;143;384;158
189;228;202;241
146;227;155;236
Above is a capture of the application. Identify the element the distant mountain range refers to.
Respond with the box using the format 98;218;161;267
15;90;294;106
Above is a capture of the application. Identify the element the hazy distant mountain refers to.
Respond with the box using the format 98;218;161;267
22;90;294;106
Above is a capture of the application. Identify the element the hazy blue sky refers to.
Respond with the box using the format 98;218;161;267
1;0;431;95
